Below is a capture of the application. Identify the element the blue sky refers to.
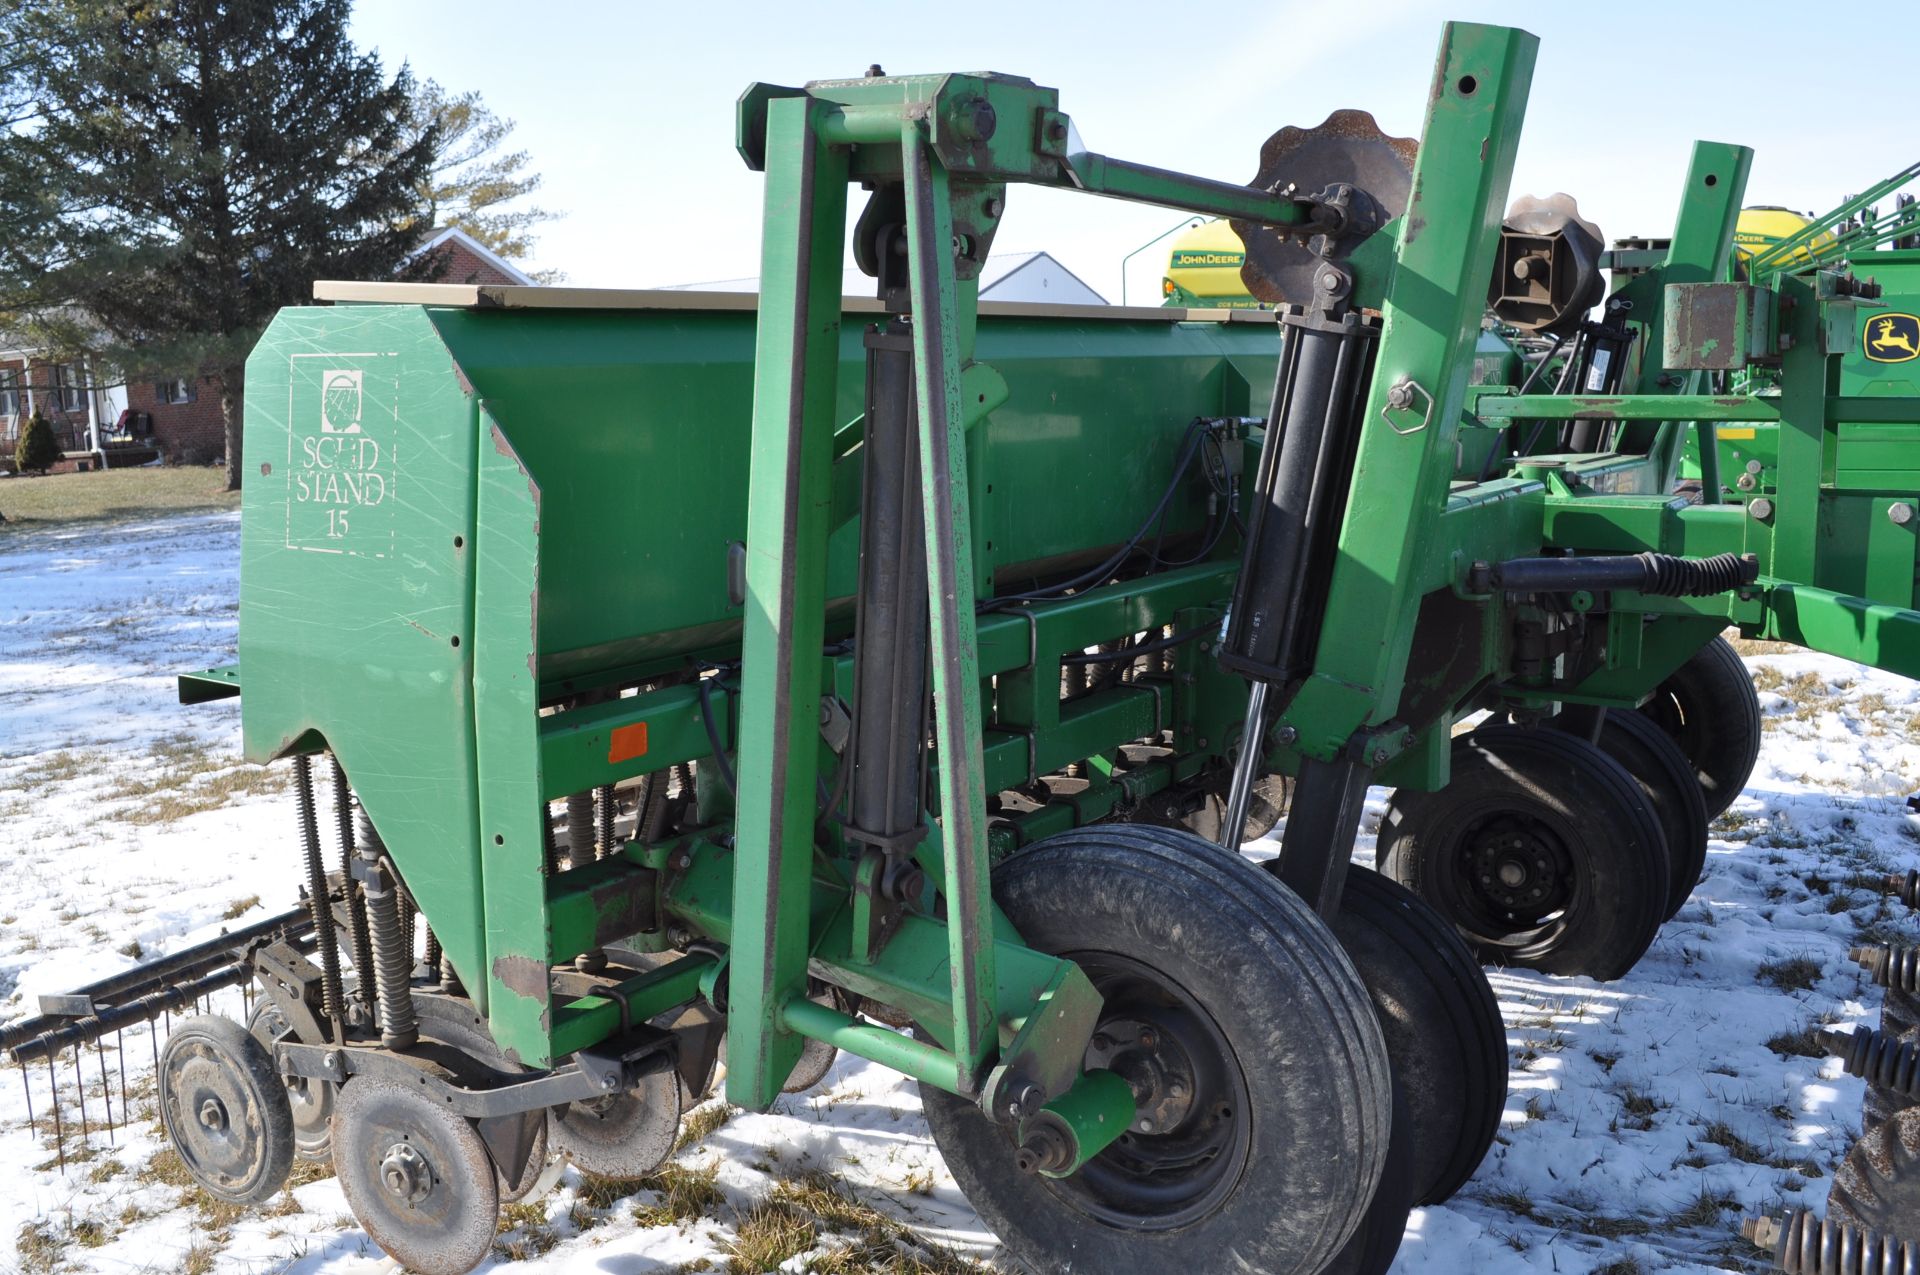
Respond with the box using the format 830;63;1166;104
349;1;1917;302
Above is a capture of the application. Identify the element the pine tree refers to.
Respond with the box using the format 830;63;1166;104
13;408;57;473
409;80;558;278
21;0;438;489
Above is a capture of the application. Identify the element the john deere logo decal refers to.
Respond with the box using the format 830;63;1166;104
1865;313;1920;364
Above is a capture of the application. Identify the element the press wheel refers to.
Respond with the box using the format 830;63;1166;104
405;992;552;1201
157;1015;296;1205
1322;1080;1415;1275
1633;635;1761;822
1380;725;1671;980
1332;867;1508;1205
920;824;1391;1274
1556;709;1710;919
247;998;333;1162
332;1075;500;1275
547;1064;682;1180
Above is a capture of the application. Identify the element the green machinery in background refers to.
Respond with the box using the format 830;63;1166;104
9;17;1920;1275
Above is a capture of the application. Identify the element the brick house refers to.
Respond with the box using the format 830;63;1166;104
103;228;535;466
0;348;132;471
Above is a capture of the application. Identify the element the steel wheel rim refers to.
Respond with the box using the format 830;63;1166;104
1040;951;1251;1231
1440;806;1582;955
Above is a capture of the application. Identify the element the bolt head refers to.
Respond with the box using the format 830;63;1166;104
1891;502;1915;526
1136;1117;1155;1133
1749;497;1775;521
1386;381;1416;411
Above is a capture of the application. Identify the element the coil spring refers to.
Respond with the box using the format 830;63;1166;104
359;834;418;1050
1824;1025;1920;1100
1854;945;1920;995
1890;871;1920;911
597;784;616;853
333;759;375;1013
292;755;345;1028
567;790;597;867
541;802;560;875
1747;1211;1919;1275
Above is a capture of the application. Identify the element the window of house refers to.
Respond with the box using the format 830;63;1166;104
51;363;85;413
0;370;17;418
155;378;197;406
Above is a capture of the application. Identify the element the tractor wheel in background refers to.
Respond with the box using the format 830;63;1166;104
920;824;1391;1275
1865;988;1919;1135
1555;710;1710;919
1331;867;1508;1206
158;1015;296;1205
1632;635;1761;822
1379;726;1672;981
248;997;335;1162
1829;1107;1920;1242
333;1076;500;1275
1322;1080;1415;1275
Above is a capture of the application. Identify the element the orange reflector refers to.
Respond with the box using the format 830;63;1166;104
608;722;649;764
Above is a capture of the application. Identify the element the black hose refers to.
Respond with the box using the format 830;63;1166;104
1061;627;1207;665
982;417;1215;612
697;672;739;800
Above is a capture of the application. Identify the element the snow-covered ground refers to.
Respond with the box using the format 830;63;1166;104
1;510;1915;1275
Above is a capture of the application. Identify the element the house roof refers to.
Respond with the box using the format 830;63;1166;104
410;226;537;287
657;250;1106;305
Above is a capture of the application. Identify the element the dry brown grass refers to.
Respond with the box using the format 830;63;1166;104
0;465;236;527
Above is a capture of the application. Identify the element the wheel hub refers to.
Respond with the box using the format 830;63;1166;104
379;1142;434;1206
1086;1016;1198;1135
198;1098;228;1132
1465;814;1574;920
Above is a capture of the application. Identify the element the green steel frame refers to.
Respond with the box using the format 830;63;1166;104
180;18;1920;1177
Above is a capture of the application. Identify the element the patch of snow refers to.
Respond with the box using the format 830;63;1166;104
1;512;1914;1273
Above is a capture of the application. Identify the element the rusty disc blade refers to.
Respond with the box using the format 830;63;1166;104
1232;109;1417;306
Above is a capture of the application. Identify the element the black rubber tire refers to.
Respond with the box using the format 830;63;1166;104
157;1015;296;1205
1379;726;1672;981
1556;710;1711;920
1332;867;1508;1206
1322;1080;1415;1275
1633;635;1761;823
920;824;1391;1275
1830;1107;1920;1242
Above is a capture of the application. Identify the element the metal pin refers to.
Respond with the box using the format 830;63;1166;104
115;1031;127;1131
46;1056;64;1172
95;1038;114;1142
148;1020;159;1073
20;1057;35;1143
72;1043;89;1148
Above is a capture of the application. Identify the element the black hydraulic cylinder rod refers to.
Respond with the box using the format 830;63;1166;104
844;321;931;850
1473;551;1758;598
1220;307;1377;685
0;905;313;1053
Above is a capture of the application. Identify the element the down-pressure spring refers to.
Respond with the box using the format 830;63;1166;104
1744;1212;1918;1275
1854;945;1920;994
1823;1025;1920;1100
1887;870;1920;911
